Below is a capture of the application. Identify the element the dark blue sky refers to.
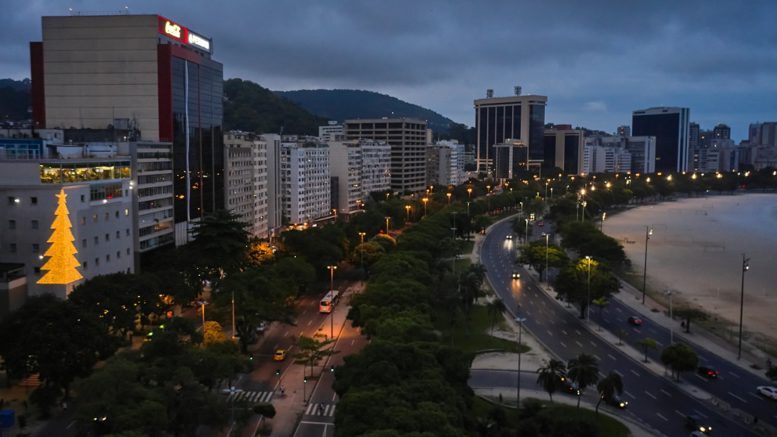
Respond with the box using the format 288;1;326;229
2;0;775;140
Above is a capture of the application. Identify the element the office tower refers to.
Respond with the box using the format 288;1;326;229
543;125;584;175
344;118;428;193
617;125;631;137
31;14;224;244
280;141;330;224
713;124;731;140
329;139;391;215
632;107;690;173
319;121;344;143
224;131;268;238
474;88;547;176
0;143;134;298
582;144;631;174
261;134;283;238
426;140;465;186
689;122;700;148
748;122;777;147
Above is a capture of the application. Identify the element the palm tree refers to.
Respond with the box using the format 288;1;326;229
487;299;505;334
637;337;658;363
536;359;566;402
459;264;487;313
595;372;624;414
567;353;600;408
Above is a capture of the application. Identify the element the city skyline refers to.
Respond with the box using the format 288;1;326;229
1;0;776;140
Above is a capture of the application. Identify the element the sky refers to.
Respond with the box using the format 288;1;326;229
2;0;776;141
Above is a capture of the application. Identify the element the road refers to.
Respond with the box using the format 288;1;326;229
479;218;757;437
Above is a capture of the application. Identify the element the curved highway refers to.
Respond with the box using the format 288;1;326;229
479;218;757;437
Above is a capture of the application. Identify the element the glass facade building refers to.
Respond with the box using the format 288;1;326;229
632;107;689;173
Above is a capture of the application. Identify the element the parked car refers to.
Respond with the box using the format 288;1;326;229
512;271;521;279
756;385;777;400
685;414;712;434
697;366;719;379
627;316;643;326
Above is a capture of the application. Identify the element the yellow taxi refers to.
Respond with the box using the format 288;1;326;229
273;348;287;361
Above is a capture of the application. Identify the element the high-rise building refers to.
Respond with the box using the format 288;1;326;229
319;121;344;143
224;131;268;238
632;107;690;173
280;141;330;225
31;14;224;245
748;122;777;147
543;125;584;175
713;123;731;140
689;122;700;149
474;89;547;176
329;139;391;215
583;145;631;174
617;125;631;137
261;134;283;237
344;118;427;193
426;140;465;186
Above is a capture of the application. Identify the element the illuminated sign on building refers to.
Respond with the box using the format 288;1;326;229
164;21;182;39
187;31;211;51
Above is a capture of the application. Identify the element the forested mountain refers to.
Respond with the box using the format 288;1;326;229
224;78;326;135
276;89;459;135
0;78;31;122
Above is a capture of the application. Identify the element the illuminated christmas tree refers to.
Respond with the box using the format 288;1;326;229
38;188;83;285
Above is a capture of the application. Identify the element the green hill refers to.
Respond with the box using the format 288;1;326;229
224;78;326;135
275;89;459;134
0;78;31;121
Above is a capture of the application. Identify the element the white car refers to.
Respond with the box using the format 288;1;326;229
506;234;513;240
756;386;777;400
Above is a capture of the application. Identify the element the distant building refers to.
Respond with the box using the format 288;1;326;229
748;122;777;147
617;125;631;137
0;263;27;320
713;124;731;140
261;134;283;237
319;121;344;143
280;141;330;224
224;131;269;238
474;88;547;176
543;125;584;175
426;140;465;186
344;118;428;193
329;139;392;215
583;144;631;174
632;107;690;173
689;122;700;149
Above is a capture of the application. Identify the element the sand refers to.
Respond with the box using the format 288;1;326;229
603;193;777;345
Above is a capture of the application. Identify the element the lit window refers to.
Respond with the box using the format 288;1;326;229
124;208;129;216
80;217;86;225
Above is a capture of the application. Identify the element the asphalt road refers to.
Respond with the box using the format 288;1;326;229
479;218;758;437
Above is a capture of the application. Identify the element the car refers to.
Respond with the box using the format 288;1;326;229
560;376;580;396
685;414;712;434
273;348;287;361
756;385;777;400
506;234;513;240
604;394;628;409
627;316;643;326
255;321;267;334
512;271;521;279
697;366;719;379
689;431;708;437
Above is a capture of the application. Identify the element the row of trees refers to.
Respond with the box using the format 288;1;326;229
536;355;624;414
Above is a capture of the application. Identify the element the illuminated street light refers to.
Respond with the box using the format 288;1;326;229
585;256;592;322
642;226;653;304
422;197;429;217
738;254;750;360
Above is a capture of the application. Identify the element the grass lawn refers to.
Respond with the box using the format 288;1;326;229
434;303;529;356
472;396;630;437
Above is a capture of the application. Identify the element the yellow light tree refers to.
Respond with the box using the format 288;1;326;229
38;188;83;285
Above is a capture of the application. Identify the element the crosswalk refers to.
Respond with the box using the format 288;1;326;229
225;390;274;403
304;402;336;417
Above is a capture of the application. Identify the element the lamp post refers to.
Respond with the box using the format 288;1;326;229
422;197;429;217
519;201;523;218
231;290;236;338
467;186;473;200
601;212;607;231
467;201;471;216
585;256;592;322
384;216;390;234
451;212;458;276
738;254;750;360
515;316;527;408
524;218;529;243
358;232;366;269
405;204;411;222
303;376;308;405
542;233;549;285
446;192;452;205
197;300;208;326
665;289;673;344
327;265;337;339
581;201;587;222
642;226;653;304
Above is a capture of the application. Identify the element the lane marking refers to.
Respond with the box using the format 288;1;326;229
592;354;602;362
616;307;623;313
630;369;640;377
645;391;657;400
575;340;583;348
656;412;668;421
613;370;624;377
559;341;567;348
561;330;568;336
748;392;762;401
575;329;582;336
546;330;553;337
728;392;747;403
590;340;597;347
674;410;686;418
624;390;636;400
607;354;616;361
660;389;671;397
692;409;708;419
728;371;740;379
307;320;313;327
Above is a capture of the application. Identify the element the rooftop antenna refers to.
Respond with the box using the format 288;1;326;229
122;5;129;14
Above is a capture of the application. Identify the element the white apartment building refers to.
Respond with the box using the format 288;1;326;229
262;134;282;238
359;140;392;197
583;145;631;174
319;122;344;143
281;141;331;224
224;131;268;239
0;145;134;298
329;139;392;214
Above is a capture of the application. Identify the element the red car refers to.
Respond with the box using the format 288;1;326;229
627;316;643;326
698;366;719;379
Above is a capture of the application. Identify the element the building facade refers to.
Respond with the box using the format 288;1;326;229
632;107;690;173
474;89;547;176
280;141;330;224
344;118;427;193
543;126;584;175
426;140;465;186
31;14;224;245
319;122;344;143
224;131;268;238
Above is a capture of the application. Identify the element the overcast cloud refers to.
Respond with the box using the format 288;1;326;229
2;0;776;140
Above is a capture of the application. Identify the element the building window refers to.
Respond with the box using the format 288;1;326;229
34;266;41;274
82;261;88;269
82;239;87;248
115;211;119;218
95;258;100;266
92;214;98;223
126;248;130;255
8;219;15;230
31;220;39;230
8;196;18;205
32;243;40;253
80;216;86;225
116;231;120;239
105;233;110;242
81;194;85;202
31;196;38;205
104;212;109;221
106;254;111;262
126;228;130;236
117;251;121;259
94;236;99;245
10;243;17;253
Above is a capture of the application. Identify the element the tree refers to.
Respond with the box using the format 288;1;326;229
486;299;505;335
674;308;708;333
294;335;336;376
38;188;83;286
637;337;658;363
661;343;698;381
536;359;566;402
517;242;569;281
567;354;599;408
458;263;487;313
554;258;619;319
595;372;623;414
202;321;228;346
189;209;250;282
591;297;609;326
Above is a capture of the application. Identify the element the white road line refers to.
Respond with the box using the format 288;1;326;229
613;369;624;377
593;354;602;361
693;374;707;383
624;390;636;400
748;392;762;401
632;328;641;334
607;354;616;360
616;307;623;313
728;392;747;403
307;320;313;326
728;371;740;379
283;332;289;337
630;369;640;377
656;412;668;421
674;410;686;418
645;391;657;400
575;329;582;335
561;330;568;336
692;409;708;419
590;340;597;347
660;389;672;397
305;403;315;415
575;340;583;347
559;341;567;348
546;330;553;337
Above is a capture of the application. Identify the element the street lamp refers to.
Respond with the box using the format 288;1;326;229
601;212;607;231
197;300;208;326
581;201;587;222
327;265;337;339
384;216;390;234
422;197;429;217
665;289;673;344
524;218;529;243
642;226;653;304
515;316;527;408
303;376;308;405
467;186;473;200
542;233;549;285
358;231;366;269
585;256;592;322
738;254;750;360
446;192;452;205
405;204;411;222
